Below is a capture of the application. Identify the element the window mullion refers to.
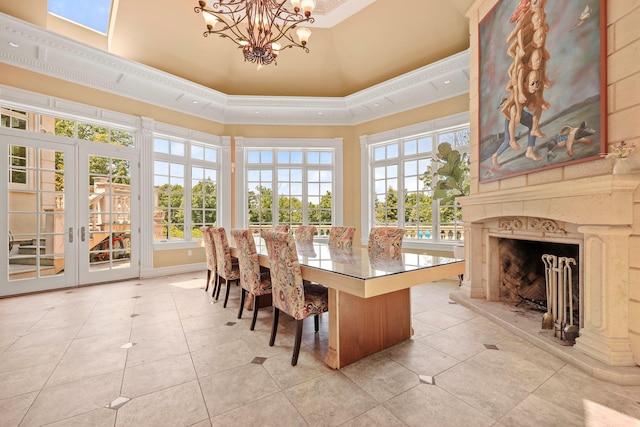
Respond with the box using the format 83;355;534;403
301;158;308;224
184;151;192;240
272;162;279;227
397;159;405;229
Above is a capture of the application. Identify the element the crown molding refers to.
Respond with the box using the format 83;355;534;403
0;12;469;126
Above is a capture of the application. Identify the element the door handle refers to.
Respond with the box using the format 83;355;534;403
68;227;74;243
80;226;86;242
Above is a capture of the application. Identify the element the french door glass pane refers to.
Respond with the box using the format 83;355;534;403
88;155;132;271
8;146;65;281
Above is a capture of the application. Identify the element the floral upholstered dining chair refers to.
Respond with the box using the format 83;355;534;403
328;226;356;248
295;225;316;245
211;227;241;308
261;230;328;366
200;226;217;295
230;229;272;330
273;224;289;233
367;227;406;257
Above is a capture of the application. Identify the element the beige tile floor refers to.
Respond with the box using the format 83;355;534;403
1;272;640;426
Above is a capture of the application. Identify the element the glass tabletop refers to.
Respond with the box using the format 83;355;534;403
251;237;462;281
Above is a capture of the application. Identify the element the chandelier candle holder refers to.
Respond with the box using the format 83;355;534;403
194;0;315;66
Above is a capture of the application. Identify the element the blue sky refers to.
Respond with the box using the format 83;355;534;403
48;0;113;34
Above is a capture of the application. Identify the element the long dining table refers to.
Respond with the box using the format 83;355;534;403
230;237;464;369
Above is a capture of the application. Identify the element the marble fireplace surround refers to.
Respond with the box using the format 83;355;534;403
455;173;640;384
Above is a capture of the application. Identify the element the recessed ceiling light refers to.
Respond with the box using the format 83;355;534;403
373;103;380;107
444;80;451;84
9;42;19;48
254;111;260;114
317;112;323;115
192;100;199;104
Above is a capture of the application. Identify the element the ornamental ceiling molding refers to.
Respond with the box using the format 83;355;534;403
0;12;469;126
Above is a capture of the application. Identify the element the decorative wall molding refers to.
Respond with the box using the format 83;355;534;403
0;12;469;126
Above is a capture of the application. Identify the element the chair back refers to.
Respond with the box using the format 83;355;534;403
273;225;289;233
231;229;270;295
211;227;238;280
328;226;355;248
368;227;406;256
201;226;216;274
261;230;306;320
295;225;316;245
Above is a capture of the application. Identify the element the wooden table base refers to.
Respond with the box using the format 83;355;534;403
325;287;412;368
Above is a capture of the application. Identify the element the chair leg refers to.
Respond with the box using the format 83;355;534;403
205;269;211;291
238;288;246;319
223;279;233;308
211;274;217;299
250;295;260;331
292;319;304;366
314;314;319;332
269;307;280;346
215;276;223;300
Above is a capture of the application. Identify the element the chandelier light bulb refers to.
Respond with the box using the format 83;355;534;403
290;0;302;12
202;11;218;29
296;27;311;45
300;0;316;17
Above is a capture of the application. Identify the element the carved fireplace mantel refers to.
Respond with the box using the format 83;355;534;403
455;173;640;373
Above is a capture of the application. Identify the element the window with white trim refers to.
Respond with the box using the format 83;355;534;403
237;138;343;237
0;105;135;146
1;108;28;131
3;109;29;185
153;135;220;241
1;106;136;187
363;114;469;246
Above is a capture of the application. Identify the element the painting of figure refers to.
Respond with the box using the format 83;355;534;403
479;0;606;182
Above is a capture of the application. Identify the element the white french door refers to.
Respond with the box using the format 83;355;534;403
2;130;140;295
78;144;139;285
3;131;77;295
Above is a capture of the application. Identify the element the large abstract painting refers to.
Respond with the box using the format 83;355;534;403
478;0;606;182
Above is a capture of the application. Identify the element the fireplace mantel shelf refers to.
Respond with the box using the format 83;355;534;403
460;174;639;205
458;174;640;226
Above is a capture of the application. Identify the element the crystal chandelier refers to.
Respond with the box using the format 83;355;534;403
194;0;316;66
